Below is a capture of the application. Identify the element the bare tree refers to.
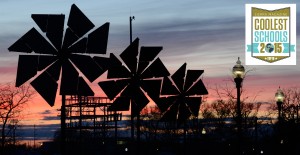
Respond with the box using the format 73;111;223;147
140;106;162;141
200;67;263;142
207;82;262;123
280;87;300;122
270;87;300;153
268;87;300;122
0;82;35;147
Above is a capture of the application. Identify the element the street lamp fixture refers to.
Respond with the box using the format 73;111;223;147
232;57;245;84
275;87;284;120
232;57;245;153
275;87;284;102
202;128;206;135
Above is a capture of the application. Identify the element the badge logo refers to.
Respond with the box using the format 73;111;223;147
245;4;296;65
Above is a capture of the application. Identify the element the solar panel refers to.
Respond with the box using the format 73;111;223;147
9;4;110;107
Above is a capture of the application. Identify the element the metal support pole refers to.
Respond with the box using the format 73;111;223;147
277;101;282;122
13;125;15;146
94;107;96;134
129;16;135;142
33;124;35;149
235;77;243;154
297;105;299;123
255;117;258;152
79;96;82;139
61;95;66;155
129;16;134;44
115;111;118;142
130;16;134;43
137;112;140;142
277;101;283;154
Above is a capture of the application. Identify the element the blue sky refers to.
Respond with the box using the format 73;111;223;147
1;0;299;72
1;0;299;76
0;0;299;141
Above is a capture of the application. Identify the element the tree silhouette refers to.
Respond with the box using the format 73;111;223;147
0;83;35;147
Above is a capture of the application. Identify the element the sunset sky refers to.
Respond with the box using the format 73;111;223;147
0;0;299;131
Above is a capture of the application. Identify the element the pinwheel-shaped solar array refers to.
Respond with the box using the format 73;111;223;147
99;38;170;117
157;63;208;122
8;4;109;106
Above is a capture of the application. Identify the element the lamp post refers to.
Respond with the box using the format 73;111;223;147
275;87;284;122
275;87;284;154
232;57;245;153
297;104;299;123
